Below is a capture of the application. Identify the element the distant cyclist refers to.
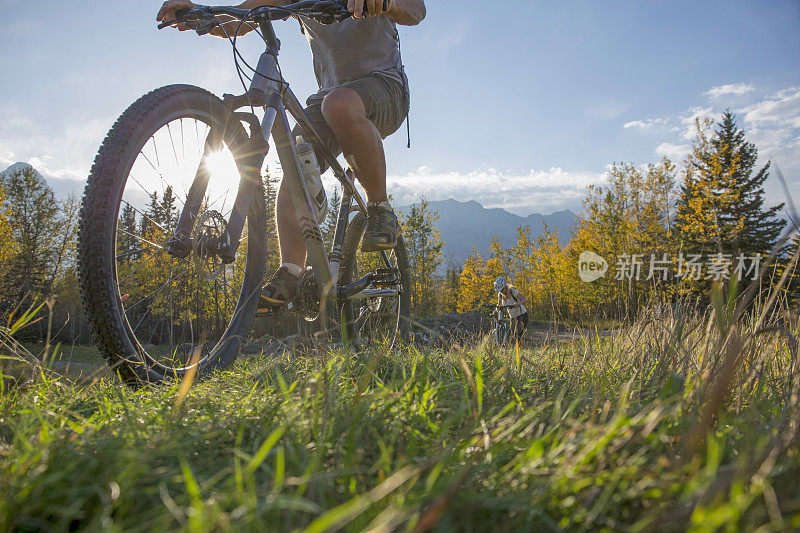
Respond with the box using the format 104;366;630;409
494;276;528;342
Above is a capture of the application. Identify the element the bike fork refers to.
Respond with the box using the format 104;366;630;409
167;51;279;264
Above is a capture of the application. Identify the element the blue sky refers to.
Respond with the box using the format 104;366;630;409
1;0;799;215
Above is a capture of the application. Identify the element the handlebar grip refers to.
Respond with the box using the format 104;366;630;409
335;0;391;15
157;8;195;30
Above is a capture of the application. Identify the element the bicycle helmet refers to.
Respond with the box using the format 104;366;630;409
494;276;507;292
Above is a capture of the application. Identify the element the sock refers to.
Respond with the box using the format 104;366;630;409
280;263;303;277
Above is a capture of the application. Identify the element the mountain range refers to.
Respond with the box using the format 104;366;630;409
397;199;578;266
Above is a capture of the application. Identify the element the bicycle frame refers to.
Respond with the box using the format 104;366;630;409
491;315;508;345
170;13;399;308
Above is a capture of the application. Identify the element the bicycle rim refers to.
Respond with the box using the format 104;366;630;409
119;122;239;366
339;213;411;350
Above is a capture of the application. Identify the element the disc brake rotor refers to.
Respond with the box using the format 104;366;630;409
192;210;229;280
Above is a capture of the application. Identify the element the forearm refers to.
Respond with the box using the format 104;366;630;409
387;0;425;25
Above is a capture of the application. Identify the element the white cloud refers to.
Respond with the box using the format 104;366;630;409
379;166;606;214
624;118;666;129
0;104;110;183
655;143;691;161
623;105;718;142
625;84;800;210
735;88;800;189
704;83;755;100
678;106;718;140
0;150;15;169
745;127;795;151
740;87;800;129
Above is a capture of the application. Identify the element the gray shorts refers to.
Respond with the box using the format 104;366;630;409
293;74;409;171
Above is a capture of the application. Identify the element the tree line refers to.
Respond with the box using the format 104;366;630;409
0;164;82;341
1;110;797;344
452;111;799;322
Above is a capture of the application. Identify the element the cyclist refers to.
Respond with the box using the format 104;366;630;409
494;276;528;343
157;0;426;307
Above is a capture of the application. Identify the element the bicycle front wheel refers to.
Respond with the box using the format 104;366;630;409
78;84;268;385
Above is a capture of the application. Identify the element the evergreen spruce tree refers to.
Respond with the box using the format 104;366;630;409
262;170;280;273
117;204;139;262
399;198;444;316
159;185;178;231
676;111;784;255
0;163;62;311
140;191;161;237
321;187;341;245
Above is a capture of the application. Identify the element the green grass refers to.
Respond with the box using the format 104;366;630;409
21;343;104;366
1;306;800;531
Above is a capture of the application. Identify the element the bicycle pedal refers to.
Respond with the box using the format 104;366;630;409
256;296;299;317
373;268;398;284
283;297;300;313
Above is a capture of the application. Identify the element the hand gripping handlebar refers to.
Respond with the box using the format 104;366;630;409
158;0;391;34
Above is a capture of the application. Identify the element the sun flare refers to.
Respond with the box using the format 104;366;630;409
204;149;239;184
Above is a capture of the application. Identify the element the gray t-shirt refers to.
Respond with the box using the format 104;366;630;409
290;11;405;92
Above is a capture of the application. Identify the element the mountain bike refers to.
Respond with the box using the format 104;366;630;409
77;0;410;385
483;305;516;347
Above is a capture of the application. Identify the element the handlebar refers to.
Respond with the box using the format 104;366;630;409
159;0;390;35
483;305;517;310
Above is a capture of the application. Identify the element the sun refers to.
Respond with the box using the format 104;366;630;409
204;148;239;184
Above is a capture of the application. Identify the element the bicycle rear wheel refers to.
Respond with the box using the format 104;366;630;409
78;84;268;385
336;212;411;349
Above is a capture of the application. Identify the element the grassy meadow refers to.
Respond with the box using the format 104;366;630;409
1;297;800;532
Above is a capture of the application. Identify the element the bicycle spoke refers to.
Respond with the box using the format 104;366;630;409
138;151;171;193
117;253;159;286
166;122;180;167
133;262;177;335
152;135;162;168
194;119;200;156
125;265;190;315
154;256;179;347
136;136;190;210
116;247;159;261
207;188;230;212
180;118;185;165
117;228;168;253
121;197;174;236
380;250;393;268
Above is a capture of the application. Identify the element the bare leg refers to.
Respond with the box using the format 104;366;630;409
276;87;387;265
321;87;387;203
276;179;306;266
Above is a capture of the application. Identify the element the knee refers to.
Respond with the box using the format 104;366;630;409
321;88;366;130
